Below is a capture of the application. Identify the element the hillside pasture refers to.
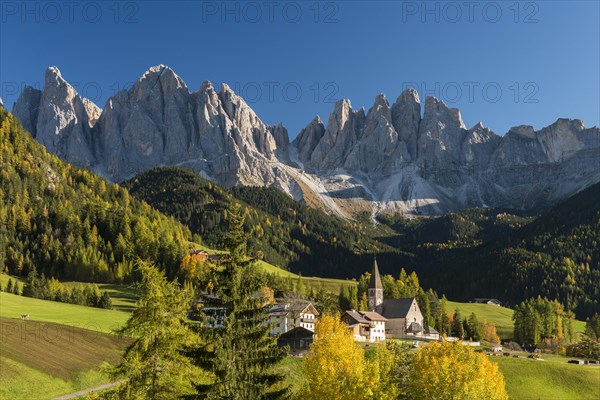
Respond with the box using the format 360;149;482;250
491;355;600;400
0;317;129;400
0;292;129;333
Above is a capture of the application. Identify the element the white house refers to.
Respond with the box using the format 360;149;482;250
341;310;388;342
268;301;319;336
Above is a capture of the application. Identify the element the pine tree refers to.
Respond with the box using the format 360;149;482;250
452;308;465;339
190;204;288;399
99;291;113;309
295;273;306;297
108;260;202;399
6;278;13;293
467;312;483;341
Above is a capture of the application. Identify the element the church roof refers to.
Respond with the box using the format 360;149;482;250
380;298;416;319
369;258;383;290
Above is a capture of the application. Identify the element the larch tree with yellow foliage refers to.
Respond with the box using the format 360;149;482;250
409;341;508;400
302;314;398;400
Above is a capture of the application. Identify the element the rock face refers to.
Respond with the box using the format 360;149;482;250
13;66;600;217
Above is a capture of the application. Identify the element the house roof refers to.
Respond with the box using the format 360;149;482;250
380;298;417;319
474;298;502;304
360;311;388;322
269;301;319;317
342;310;368;324
278;326;314;340
369;258;383;290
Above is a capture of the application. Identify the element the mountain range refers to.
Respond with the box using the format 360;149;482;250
12;65;600;217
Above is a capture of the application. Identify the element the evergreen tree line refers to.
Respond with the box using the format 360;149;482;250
414;184;600;320
513;296;576;347
565;315;600;360
1;278;21;295
19;267;113;309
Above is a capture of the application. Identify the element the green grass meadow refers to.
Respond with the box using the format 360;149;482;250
0;291;129;333
491;356;600;400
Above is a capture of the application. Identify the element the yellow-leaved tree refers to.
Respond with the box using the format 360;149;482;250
483;320;501;344
302;314;398;400
409;341;508;400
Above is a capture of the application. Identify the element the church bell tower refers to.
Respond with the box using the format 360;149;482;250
368;257;383;312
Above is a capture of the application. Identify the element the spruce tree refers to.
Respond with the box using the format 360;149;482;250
452;308;465;339
99;291;113;309
6;278;13;294
190;204;288;399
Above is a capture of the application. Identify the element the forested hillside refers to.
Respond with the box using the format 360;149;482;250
123;167;413;278
422;183;600;319
0;108;192;282
123;165;600;319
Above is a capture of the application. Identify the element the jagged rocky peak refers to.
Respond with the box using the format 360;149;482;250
537;118;587;162
138;64;187;89
391;88;421;159
508;124;536;139
269;123;290;156
367;93;392;122
10;65;600;217
423;96;466;130
293;115;326;165
12;86;42;135
15;66;101;167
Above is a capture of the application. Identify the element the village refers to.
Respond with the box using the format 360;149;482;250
198;257;496;355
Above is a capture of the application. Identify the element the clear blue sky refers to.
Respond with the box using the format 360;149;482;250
1;1;598;138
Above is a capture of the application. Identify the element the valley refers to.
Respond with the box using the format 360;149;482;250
1;78;599;399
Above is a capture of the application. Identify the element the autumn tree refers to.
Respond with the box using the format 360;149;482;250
107;260;202;399
483;320;501;344
409;341;508;400
303;314;397;399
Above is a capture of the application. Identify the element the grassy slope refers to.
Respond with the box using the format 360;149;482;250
191;243;357;294
491;356;600;400
282;352;600;400
0;316;130;400
0;292;129;333
447;301;517;340
448;301;587;340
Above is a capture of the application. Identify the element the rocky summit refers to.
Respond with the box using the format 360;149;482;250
12;66;600;218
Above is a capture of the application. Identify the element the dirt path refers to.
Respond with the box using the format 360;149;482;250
52;380;126;400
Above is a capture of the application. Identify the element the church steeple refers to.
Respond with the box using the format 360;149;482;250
368;257;383;311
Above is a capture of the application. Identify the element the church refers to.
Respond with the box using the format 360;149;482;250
368;259;437;339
